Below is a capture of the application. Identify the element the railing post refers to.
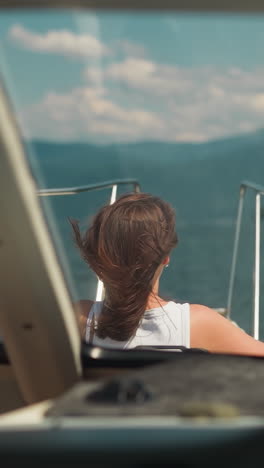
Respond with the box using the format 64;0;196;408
95;279;104;302
95;184;118;302
253;193;261;340
134;183;141;193
110;184;117;205
227;185;246;319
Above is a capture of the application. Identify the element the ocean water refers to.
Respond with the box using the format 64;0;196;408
28;132;264;339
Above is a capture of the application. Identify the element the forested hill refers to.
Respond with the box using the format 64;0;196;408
30;130;264;222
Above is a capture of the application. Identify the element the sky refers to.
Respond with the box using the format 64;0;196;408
1;10;264;143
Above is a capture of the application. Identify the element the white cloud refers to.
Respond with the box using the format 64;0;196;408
102;59;264;113
15;43;264;143
20;86;164;142
248;93;264;111
114;40;147;58
104;58;193;96
8;24;110;58
94;59;264;141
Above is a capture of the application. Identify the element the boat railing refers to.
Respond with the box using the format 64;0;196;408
37;179;141;198
227;180;264;339
37;179;141;301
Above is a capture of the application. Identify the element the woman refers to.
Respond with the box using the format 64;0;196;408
71;192;264;356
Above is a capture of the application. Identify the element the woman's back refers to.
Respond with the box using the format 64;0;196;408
86;301;190;349
72;192;264;357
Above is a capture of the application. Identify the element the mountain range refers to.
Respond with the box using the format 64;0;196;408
29;129;264;222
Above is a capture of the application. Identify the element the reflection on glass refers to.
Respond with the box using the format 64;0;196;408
1;10;264;336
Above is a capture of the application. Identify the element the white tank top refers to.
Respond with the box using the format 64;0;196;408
85;301;190;349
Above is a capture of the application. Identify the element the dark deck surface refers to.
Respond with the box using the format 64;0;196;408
47;352;264;418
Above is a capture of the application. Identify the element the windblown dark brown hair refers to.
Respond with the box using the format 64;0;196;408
70;193;178;341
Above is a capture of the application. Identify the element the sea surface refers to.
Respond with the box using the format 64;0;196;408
26;130;264;339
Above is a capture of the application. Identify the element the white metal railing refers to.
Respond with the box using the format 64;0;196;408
38;179;141;197
227;181;264;339
37;179;141;301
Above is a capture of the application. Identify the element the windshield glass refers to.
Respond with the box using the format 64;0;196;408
1;9;264;338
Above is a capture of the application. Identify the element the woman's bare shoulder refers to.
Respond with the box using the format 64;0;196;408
189;302;241;341
189;303;264;356
73;300;94;339
74;299;94;313
190;303;215;315
189;303;219;327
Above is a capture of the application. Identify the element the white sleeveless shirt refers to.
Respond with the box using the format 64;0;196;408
85;301;190;349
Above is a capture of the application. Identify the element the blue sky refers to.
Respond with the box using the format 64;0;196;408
1;10;264;142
